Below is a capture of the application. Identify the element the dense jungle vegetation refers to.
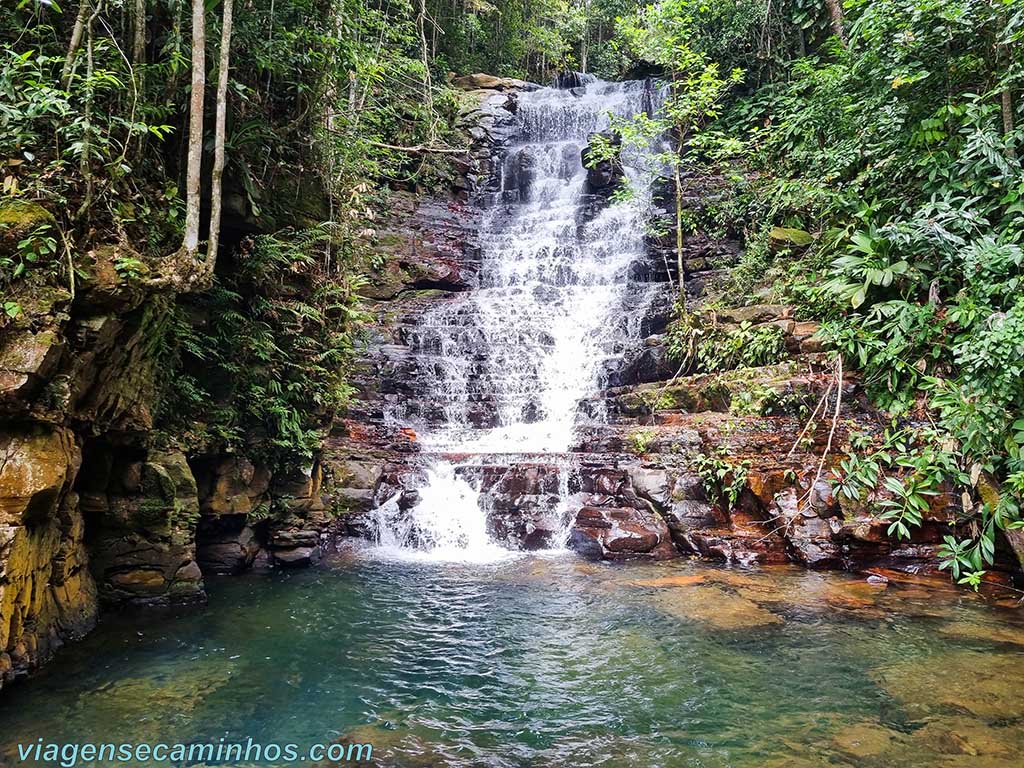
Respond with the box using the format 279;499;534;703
1;0;1022;582
628;0;1024;586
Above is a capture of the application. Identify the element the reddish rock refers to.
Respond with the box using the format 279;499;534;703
569;505;676;561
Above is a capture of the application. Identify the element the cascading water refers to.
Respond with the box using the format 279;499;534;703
370;77;665;561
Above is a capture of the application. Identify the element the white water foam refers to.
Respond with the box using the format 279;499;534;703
369;78;665;562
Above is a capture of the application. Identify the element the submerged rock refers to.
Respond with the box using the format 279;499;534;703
831;720;901;760
874;650;1024;721
648;583;784;630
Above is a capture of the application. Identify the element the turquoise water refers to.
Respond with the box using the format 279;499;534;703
1;549;1023;767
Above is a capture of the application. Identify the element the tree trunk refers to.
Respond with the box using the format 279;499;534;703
207;0;234;270
132;0;146;69
417;0;436;143
61;0;91;88
580;0;589;73
182;0;206;256
999;34;1016;161
74;4;101;221
674;161;686;313
1003;86;1016;159
824;0;846;46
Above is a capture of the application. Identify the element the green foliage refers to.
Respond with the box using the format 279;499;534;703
630;428;656;453
613;0;745;167
8;222;57;280
639;0;1024;583
667;313;787;373
430;0;639;80
2;0;462;475
161;223;370;470
694;449;749;511
832;426;965;539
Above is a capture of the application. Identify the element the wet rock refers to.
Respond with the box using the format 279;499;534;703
75;245;151;314
193;455;270;517
874;650;1024;721
0;325;66;410
831;721;901;760
452;73;529;91
808;479;840;518
0;425;97;690
910;716;1021;757
938;621;1024;648
610;337;676;386
552;71;594;89
581;132;623;197
629;467;671;507
272;545;321;567
85;447;205;606
197;522;260;575
649;583;784;630
629;573;707;588
269;528;320;549
569;506;676;561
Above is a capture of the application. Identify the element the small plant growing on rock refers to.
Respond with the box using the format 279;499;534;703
639;388;675;416
14;223;57;277
694;450;750;511
668;315;787;374
114;255;147;280
630;429;656;454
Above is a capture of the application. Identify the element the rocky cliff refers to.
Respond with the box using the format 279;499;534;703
0;192;333;688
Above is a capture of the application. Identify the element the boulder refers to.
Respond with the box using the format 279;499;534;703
629;467;671;508
569;505;676;561
0;326;66;410
581;132;624;197
193;454;270;517
272;546;321;567
452;73;528;91
197;523;261;575
86;447;205;605
552;71;594;90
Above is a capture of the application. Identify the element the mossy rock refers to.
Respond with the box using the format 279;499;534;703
0;200;56;249
769;226;813;249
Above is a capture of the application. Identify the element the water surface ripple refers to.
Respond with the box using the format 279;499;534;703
2;553;1023;767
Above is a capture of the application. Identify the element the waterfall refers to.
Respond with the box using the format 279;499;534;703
369;78;664;561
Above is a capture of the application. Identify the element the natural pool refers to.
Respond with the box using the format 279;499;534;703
1;549;1023;768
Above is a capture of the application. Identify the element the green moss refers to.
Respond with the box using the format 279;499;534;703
0;200;56;234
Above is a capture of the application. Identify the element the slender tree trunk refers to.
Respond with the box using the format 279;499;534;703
167;0;183;93
824;0;846;46
130;0;147;158
417;0;436;143
182;0;206;255
999;32;1016;161
207;0;234;270
75;3;102;221
132;0;146;70
674;161;685;313
61;0;90;88
580;0;589;73
1003;87;1016;158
